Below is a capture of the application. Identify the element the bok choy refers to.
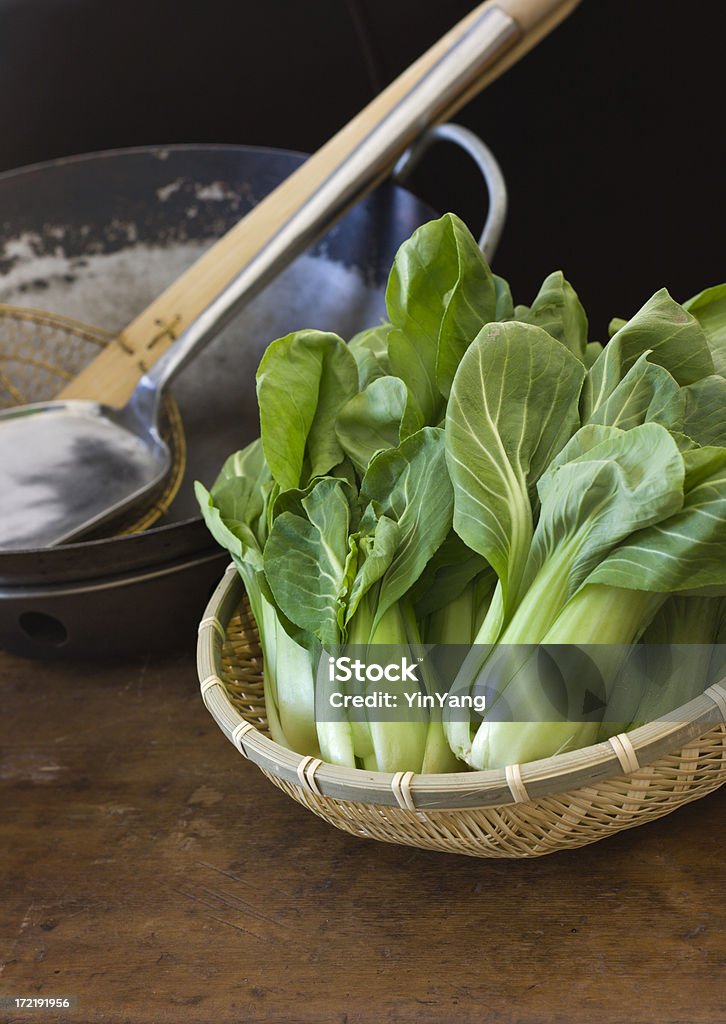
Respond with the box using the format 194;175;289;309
197;212;726;775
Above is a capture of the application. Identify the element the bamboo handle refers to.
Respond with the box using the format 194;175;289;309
60;0;580;407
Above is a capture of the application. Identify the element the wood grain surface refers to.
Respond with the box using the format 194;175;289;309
0;650;724;1024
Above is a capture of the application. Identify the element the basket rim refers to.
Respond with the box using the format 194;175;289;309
197;563;726;811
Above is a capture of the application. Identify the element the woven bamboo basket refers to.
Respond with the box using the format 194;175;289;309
197;564;726;858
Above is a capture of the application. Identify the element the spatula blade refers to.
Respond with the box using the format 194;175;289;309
0;403;169;549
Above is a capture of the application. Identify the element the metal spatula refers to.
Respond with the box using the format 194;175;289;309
0;0;581;550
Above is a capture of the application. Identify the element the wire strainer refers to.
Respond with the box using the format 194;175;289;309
0;304;186;538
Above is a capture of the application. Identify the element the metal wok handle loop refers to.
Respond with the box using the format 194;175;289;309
392;122;508;263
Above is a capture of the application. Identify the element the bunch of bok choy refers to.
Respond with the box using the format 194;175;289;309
197;213;726;774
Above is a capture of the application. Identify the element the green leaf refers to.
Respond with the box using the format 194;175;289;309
264;477;353;645
682;444;726;488
493;274;515;320
641;595;726;645
386;213;497;419
530;423;685;601
257;329;358;490
409;530;491;620
514;270;589;360
586;353;684;432
583;289;714;419
435;218;499;397
270;473;358;532
195;481;262;572
608;317;628;338
670;431;701;454
492;424;684;648
588;446;726;593
584;341;603;368
681;375;726;446
348;324;392;388
445;321;585;617
344;514;400;628
335;375;424;475
360;426;454;627
194;439;275;574
683;283;726;376
549;423;625;471
207;439;274;549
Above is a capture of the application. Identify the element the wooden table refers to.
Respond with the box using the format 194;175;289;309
1;647;724;1024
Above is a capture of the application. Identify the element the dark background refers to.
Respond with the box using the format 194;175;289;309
0;0;724;337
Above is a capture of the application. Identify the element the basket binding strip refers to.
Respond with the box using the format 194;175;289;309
197;568;726;858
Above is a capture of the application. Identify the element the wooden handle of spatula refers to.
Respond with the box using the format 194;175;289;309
59;0;581;407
